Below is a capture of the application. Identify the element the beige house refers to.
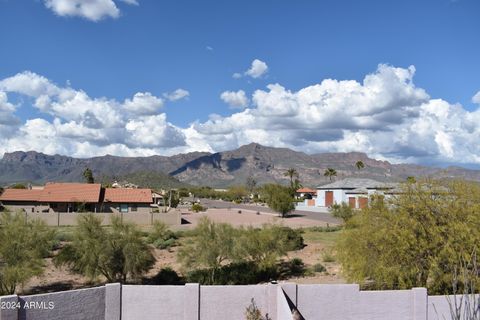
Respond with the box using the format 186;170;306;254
103;188;153;214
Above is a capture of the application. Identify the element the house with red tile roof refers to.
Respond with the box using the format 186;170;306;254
103;188;153;214
0;183;154;214
295;187;317;198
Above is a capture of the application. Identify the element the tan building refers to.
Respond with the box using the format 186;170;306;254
103;188;153;214
0;182;154;214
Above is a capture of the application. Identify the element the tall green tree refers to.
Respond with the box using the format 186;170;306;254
324;168;337;181
83;168;95;184
355;161;365;171
259;184;295;218
336;180;480;294
0;211;55;295
178;217;236;284
55;214;154;283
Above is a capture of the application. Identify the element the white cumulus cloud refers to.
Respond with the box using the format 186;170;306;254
0;71;185;157
123;92;164;115
2;65;480;166
163;89;190;102
220;90;249;108
472;91;480;104
233;59;269;79
43;0;138;21
192;64;480;165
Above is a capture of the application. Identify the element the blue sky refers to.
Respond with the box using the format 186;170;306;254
0;0;479;166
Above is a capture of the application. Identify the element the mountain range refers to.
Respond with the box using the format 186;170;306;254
1;143;480;188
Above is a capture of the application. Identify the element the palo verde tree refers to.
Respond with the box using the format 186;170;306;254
177;217;237;284
234;224;290;271
0;211;55;295
336;179;480;294
54;214;154;283
259;184;295;218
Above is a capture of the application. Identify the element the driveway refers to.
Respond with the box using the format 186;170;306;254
183;198;341;225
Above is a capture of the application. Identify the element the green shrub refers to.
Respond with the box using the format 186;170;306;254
144;267;184;285
279;227;305;251
191;203;206;212
312;263;327;273
186;261;276;285
287;258;306;276
153;238;176;249
54;230;74;242
329;202;354;222
309;225;343;232
54;214;154;283
148;221;177;249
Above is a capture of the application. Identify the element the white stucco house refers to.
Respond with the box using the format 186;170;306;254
315;178;399;209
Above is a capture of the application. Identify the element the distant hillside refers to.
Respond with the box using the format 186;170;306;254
2;143;480;188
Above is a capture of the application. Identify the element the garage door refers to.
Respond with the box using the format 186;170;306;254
358;197;368;209
348;197;356;208
325;191;333;207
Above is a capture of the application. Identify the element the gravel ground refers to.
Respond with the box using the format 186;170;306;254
179;208;338;229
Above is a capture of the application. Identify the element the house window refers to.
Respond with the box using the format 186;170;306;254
120;204;129;213
131;204;137;212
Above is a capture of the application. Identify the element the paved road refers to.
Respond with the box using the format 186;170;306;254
190;198;341;224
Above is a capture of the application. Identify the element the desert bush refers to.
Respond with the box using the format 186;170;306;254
0;212;55;295
234;225;291;271
330;202;354;222
148;221;177;249
144;267;184;285
337;180;480;294
191;203;206;212
178;217;237;284
280;258;307;278
259;184;295;217
312;263;327;273
55;214;154;283
309;225;343;232
186;261;276;285
280;227;305;251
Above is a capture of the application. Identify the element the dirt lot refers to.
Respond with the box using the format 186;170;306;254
178;208;337;229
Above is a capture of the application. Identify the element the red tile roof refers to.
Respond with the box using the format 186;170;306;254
296;187;317;194
37;183;102;203
104;188;152;203
0;189;43;202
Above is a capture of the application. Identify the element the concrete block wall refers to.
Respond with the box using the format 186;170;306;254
22;210;181;226
0;286;106;320
0;283;472;320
